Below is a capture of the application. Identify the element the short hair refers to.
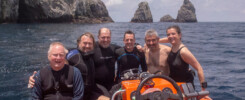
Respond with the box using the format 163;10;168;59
98;27;111;37
166;25;181;34
124;30;135;40
145;29;159;38
48;42;68;56
77;32;95;47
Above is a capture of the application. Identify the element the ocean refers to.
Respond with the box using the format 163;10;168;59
0;22;244;100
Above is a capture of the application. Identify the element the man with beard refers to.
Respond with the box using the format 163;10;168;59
144;29;171;75
66;32;109;100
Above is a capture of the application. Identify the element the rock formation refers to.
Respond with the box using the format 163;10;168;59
176;0;197;22
18;0;76;23
74;0;113;23
0;0;19;23
131;2;153;23
160;15;175;22
1;0;113;23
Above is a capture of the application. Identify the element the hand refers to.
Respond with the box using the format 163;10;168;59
136;45;144;52
28;71;37;88
97;95;110;100
143;44;148;49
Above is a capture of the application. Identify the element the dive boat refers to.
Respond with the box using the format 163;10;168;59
111;69;211;100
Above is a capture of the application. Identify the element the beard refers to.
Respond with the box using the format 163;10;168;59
100;43;110;48
147;44;158;51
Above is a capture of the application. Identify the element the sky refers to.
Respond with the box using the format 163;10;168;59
101;0;245;22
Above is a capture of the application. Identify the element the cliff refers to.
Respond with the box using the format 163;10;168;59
131;2;153;23
0;0;113;23
0;0;19;23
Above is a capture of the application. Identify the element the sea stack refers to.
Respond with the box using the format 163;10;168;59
131;2;153;23
160;15;175;22
176;0;197;22
1;0;113;23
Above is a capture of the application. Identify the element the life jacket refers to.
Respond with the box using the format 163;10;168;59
40;65;74;100
66;49;95;92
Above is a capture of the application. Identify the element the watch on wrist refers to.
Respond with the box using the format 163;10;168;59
201;82;207;88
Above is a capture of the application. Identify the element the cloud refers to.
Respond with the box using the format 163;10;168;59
102;0;123;7
241;9;245;14
139;0;153;3
160;0;181;6
202;0;214;8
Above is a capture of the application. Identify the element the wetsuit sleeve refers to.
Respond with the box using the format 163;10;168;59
138;48;147;72
140;55;147;72
115;61;121;83
32;71;42;100
73;67;84;100
114;44;121;51
114;49;121;83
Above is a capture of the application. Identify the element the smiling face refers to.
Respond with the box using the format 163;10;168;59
166;28;181;45
98;28;111;48
124;33;135;52
78;35;94;53
48;44;66;71
145;34;159;51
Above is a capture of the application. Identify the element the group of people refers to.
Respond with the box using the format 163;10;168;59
28;25;209;100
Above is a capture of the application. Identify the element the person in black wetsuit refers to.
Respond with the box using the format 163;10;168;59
166;25;209;93
89;28;142;99
115;30;147;83
66;32;109;100
32;42;84;100
93;28;121;93
30;33;110;100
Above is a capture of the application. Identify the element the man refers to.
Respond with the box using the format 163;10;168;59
144;29;171;75
93;28;121;91
67;32;107;100
30;33;109;100
115;30;147;82
32;42;84;100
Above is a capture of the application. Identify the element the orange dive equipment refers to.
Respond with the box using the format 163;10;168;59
111;70;210;100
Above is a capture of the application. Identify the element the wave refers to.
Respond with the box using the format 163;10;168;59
223;50;242;54
230;69;245;73
211;92;243;100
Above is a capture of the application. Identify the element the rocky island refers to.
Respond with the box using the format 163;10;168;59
160;0;197;23
131;2;153;23
0;0;113;23
160;15;175;22
176;0;197;22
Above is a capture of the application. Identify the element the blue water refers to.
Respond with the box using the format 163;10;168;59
0;22;244;100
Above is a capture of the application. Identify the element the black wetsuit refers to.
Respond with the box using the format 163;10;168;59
93;42;121;91
67;49;103;100
167;46;194;83
115;47;147;82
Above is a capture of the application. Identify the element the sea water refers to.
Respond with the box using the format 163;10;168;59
0;22;244;100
